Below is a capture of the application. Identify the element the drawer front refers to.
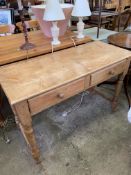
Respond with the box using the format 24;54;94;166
29;77;89;115
91;61;126;86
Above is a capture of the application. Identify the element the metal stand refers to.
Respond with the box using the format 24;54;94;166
19;9;36;50
97;0;102;38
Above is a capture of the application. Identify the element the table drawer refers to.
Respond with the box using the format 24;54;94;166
29;77;88;115
91;61;126;86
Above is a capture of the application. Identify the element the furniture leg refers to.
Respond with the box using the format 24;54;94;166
112;74;123;110
14;101;40;163
117;14;121;32
112;60;130;110
124;70;131;108
97;0;102;38
112;15;118;30
124;13;131;30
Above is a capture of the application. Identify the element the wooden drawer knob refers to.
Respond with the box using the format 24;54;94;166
108;70;115;76
57;93;65;99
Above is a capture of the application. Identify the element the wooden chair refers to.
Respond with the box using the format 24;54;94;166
16;20;40;32
0;24;15;36
113;0;131;31
124;9;131;31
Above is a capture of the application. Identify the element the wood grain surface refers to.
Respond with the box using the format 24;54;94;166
0;30;92;66
0;41;131;105
108;32;131;50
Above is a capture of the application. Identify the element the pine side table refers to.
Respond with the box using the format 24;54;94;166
0;41;131;163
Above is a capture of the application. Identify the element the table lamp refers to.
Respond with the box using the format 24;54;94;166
17;0;36;50
72;0;91;39
43;0;65;45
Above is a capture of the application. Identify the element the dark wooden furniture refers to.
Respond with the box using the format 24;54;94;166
108;32;131;107
108;32;131;49
124;9;131;31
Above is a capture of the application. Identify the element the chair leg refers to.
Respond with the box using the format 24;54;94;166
124;13;131;30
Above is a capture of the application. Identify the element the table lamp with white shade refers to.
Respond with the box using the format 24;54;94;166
72;0;91;39
43;0;65;45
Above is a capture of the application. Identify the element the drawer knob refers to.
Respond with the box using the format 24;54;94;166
108;70;115;76
57;93;64;99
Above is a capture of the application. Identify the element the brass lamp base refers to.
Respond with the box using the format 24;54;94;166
20;42;36;50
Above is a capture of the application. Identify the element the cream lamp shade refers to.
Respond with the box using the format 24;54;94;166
43;0;65;21
72;0;91;17
72;0;91;39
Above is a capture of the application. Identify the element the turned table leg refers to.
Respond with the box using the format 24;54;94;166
112;74;124;111
124;73;131;108
14;101;40;163
112;60;130;110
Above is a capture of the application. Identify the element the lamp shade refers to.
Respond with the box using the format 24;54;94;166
72;0;91;17
43;0;65;21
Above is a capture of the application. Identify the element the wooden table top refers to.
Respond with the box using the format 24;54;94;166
108;32;131;50
0;30;92;66
0;41;131;105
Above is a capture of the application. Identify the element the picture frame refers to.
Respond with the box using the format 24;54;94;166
0;8;14;25
0;0;6;7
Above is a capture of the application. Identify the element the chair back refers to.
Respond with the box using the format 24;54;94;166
115;0;129;13
0;24;15;36
16;20;40;32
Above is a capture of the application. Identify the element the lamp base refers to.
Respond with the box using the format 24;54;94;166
77;17;85;39
77;33;84;39
20;42;36;50
51;40;61;45
51;21;61;46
